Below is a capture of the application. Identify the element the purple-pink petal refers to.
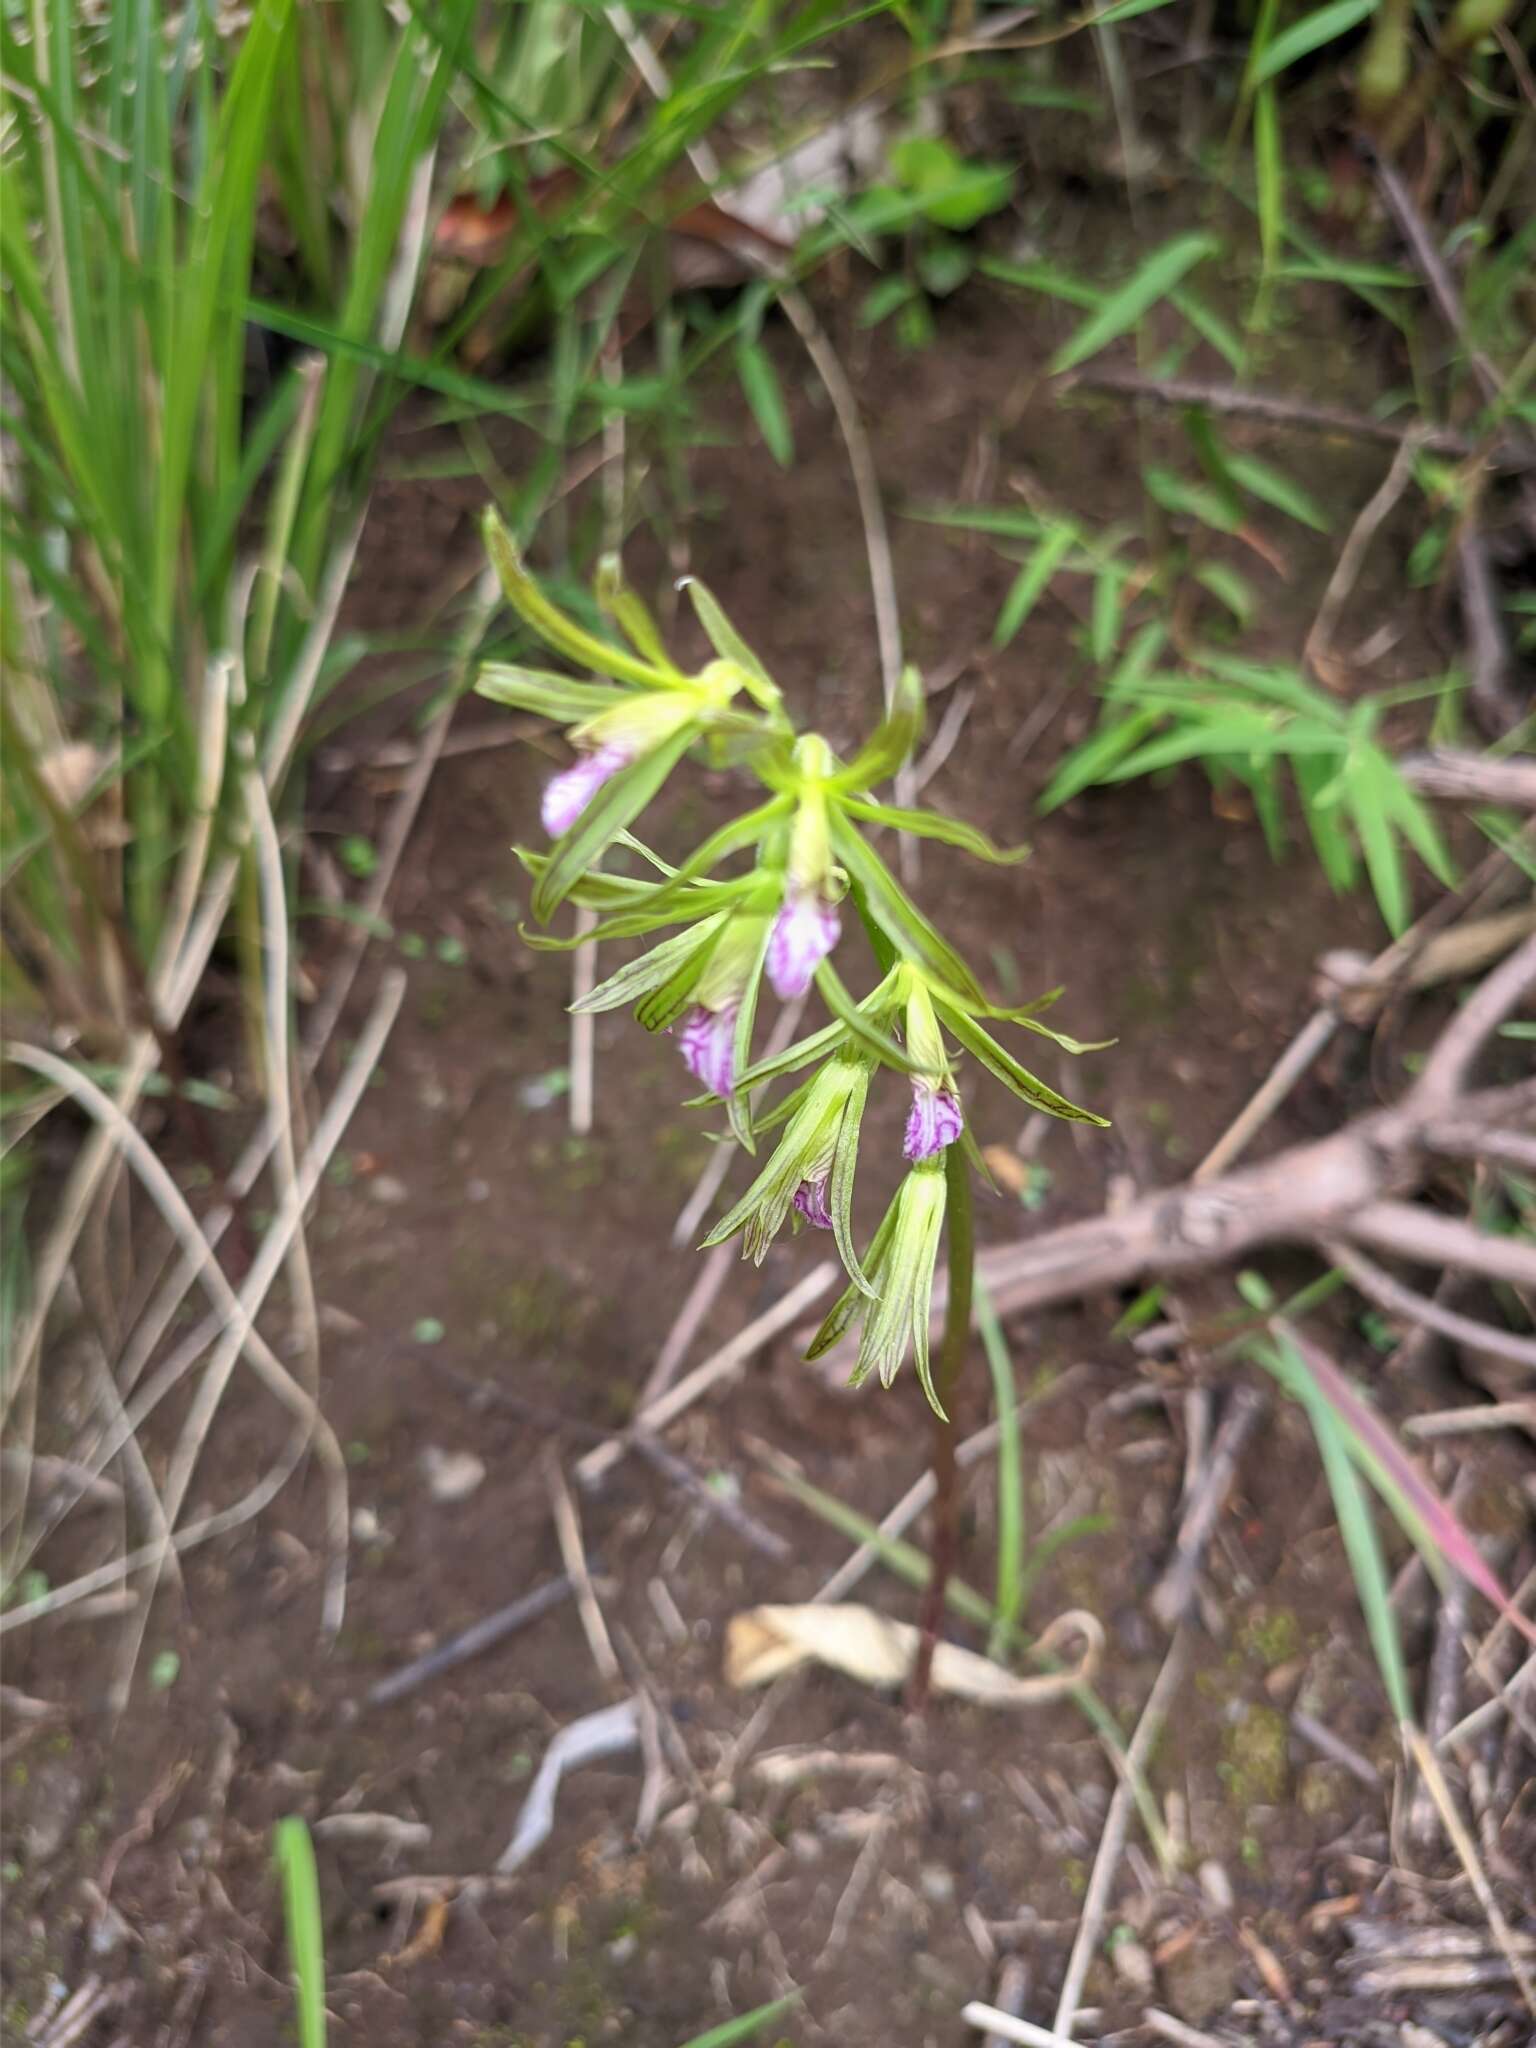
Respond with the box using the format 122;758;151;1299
793;1176;834;1230
904;1083;963;1162
541;743;632;837
676;1001;738;1098
767;889;840;1000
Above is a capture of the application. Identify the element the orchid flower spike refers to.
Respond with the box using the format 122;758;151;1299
766;736;843;1000
807;1161;950;1414
542;664;745;839
902;976;963;1161
702;1051;873;1279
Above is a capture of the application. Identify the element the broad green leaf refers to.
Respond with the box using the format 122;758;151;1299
679;1993;803;2047
1252;0;1379;83
979;257;1102;311
1345;751;1409;934
1048;234;1220;376
1194;561;1256;625
1091;565;1126;666
736;336;793;467
1037;709;1159;810
1225;452;1331;532
888;136;1016;230
1142;463;1241;533
904;502;1047;541
994;523;1078;648
859;274;920;328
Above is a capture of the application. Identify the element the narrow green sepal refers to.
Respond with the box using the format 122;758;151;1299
840;795;1031;866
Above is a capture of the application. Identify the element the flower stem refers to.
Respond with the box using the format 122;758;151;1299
907;1141;974;1712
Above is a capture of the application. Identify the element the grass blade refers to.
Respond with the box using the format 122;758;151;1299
976;1280;1025;1659
274;1816;327;2048
1048;234;1220;376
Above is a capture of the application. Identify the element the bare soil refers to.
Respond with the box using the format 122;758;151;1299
6;213;1533;2048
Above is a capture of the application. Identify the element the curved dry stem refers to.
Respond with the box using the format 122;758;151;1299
1412;931;1536;1115
3;971;403;1636
1322;1238;1536;1369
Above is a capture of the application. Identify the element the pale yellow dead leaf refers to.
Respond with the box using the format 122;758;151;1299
724;1602;1102;1707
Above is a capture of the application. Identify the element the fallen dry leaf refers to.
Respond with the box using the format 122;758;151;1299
724;1602;1102;1706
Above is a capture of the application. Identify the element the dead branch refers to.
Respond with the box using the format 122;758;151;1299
1064;367;1535;471
1400;750;1536;811
1322;1238;1536;1369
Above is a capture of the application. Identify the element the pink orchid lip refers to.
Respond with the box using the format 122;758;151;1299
793;1175;834;1230
676;1000;738;1098
541;743;632;837
766;888;840;1001
903;1082;963;1162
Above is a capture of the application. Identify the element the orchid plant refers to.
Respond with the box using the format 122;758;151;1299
476;509;1108;1426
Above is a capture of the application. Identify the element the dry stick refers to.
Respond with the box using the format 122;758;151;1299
1348;1202;1536;1291
1066;367;1531;467
545;1451;622;1691
818;1796;898;1970
1440;1647;1535;1753
1411;1573;1470;1847
1305;428;1427;678
10;1005;402;1588
1321;1238;1536;1369
981;1957;1031;2048
367;1574;579;1707
1401;750;1536;810
568;344;629;1139
935;1076;1536;1331
1456;529;1525;739
774;281;917;868
959;2009;1080;2048
1192;1009;1341;1184
1413;930;1536;1113
1149;1385;1267;1628
1291;1709;1383;1788
1370;154;1508;415
0;972;404;1634
302;571;497;1069
910;1142;974;1710
569;906;598;1137
1141;2012;1227;2048
3;511;366;1429
1407;1400;1536;1439
1405;1722;1536;2017
1051;1627;1192;2039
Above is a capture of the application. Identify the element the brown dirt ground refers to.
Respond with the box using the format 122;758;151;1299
6;198;1534;2048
